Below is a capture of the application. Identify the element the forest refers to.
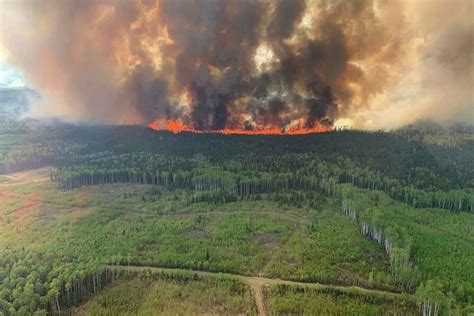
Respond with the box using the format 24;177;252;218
0;117;473;315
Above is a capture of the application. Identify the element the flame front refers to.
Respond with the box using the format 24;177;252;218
149;120;330;135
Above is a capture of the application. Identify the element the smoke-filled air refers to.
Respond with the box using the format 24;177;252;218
0;0;473;132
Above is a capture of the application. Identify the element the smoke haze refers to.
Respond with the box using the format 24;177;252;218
0;0;472;130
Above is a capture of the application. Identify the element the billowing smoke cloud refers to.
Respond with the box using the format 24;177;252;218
0;0;472;130
345;0;474;129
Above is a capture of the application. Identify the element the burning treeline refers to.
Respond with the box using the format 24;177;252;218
1;0;472;132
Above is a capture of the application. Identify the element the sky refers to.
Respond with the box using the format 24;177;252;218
0;61;27;88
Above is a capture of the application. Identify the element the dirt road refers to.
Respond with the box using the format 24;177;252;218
106;265;407;316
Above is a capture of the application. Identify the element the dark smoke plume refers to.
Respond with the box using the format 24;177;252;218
1;0;472;129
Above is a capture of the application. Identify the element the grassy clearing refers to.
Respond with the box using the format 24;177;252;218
269;285;418;315
1;180;394;288
0;179;418;314
73;277;256;315
71;269;416;316
49;186;394;287
263;208;391;288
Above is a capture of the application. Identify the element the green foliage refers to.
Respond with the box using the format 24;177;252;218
75;277;255;315
270;285;418;315
0;119;473;314
339;185;474;308
415;280;450;316
0;181;396;314
263;208;393;290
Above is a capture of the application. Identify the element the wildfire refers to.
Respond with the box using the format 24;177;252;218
149;120;331;135
166;120;186;133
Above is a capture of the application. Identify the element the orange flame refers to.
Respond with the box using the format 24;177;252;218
166;120;186;133
149;120;331;135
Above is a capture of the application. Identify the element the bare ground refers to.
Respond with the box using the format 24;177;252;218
0;168;51;186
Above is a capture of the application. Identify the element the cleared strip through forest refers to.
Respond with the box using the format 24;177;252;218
105;264;408;298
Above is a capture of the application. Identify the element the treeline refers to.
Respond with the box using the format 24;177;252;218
241;154;474;211
338;169;474;212
340;195;420;292
0;249;218;315
0;247;111;315
2;118;473;191
0;242;251;316
52;153;474;213
337;185;474;314
53;166;339;201
0;141;85;174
